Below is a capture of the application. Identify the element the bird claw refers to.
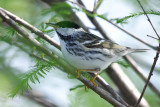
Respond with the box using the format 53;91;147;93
91;79;98;87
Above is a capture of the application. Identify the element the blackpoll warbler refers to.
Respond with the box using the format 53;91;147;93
46;21;147;86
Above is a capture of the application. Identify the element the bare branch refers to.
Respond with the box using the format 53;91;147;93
89;73;129;106
124;55;160;97
107;63;149;107
147;35;159;40
137;0;160;40
78;75;127;107
135;45;160;107
0;7;60;50
135;0;160;106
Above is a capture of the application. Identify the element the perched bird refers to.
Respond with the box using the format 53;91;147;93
46;21;146;86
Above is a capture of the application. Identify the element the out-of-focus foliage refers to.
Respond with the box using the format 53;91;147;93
10;59;56;98
69;89;113;107
0;0;160;107
42;2;72;21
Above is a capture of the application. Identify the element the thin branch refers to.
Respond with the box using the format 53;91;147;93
107;63;149;107
135;0;160;106
147;35;159;40
0;8;127;107
0;7;60;50
137;0;160;40
93;0;97;11
93;0;103;13
90;73;129;106
124;55;160;97
135;45;160;107
103;18;157;50
78;75;127;107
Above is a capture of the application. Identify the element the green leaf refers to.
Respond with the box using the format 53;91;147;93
70;85;85;91
117;60;130;68
40;70;47;75
34;73;40;83
37;72;45;78
30;76;36;84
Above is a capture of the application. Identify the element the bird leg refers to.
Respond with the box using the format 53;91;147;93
76;69;82;78
76;68;100;78
91;73;100;87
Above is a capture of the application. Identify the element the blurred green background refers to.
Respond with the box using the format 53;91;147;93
0;0;160;107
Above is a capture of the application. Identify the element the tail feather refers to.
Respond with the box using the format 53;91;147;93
133;49;149;52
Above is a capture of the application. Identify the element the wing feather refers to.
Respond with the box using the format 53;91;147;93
77;32;126;50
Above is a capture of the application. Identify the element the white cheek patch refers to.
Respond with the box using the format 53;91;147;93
56;28;81;36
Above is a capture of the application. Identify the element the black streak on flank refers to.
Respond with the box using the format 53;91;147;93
86;51;113;58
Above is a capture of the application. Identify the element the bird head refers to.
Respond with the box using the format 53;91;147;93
46;21;82;40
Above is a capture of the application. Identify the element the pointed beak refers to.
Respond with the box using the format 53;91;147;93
46;23;59;28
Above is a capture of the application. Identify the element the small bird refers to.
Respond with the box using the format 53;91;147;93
46;21;146;86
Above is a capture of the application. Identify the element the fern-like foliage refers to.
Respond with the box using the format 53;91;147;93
9;59;55;98
70;85;85;91
0;26;58;97
111;10;160;24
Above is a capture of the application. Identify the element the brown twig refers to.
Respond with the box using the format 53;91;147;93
135;45;160;107
147;35;159;40
107;63;149;107
90;73;129;106
137;0;160;40
135;0;160;107
124;55;160;97
79;74;127;107
0;7;60;50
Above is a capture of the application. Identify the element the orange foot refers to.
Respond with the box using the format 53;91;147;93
90;72;100;87
91;78;98;87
